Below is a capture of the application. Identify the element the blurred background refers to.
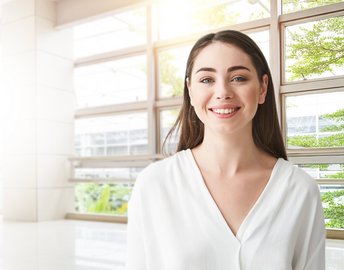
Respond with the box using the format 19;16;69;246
0;0;343;269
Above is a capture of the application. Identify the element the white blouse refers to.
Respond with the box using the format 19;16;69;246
126;149;325;270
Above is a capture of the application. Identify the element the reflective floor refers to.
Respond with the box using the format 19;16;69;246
0;218;343;270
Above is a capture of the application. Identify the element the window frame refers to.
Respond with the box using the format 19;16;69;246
279;2;344;239
70;1;344;238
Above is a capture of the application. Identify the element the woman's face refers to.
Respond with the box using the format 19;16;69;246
187;41;268;137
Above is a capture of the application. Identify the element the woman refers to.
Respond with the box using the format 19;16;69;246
126;30;325;270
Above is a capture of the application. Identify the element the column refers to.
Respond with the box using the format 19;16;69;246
0;0;75;221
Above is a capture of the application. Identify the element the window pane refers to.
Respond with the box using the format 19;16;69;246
297;164;344;179
75;113;148;157
156;0;270;40
74;55;147;108
75;183;133;216
282;0;343;14
320;185;344;229
74;167;143;181
285;91;344;149
158;46;191;98
74;7;146;58
248;30;270;66
284;16;344;82
160;108;180;154
297;163;344;229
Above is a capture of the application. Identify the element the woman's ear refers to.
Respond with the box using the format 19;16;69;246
258;74;268;104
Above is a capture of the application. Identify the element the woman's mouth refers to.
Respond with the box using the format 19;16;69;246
210;107;241;116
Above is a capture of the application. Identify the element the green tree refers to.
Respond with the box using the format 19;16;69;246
89;184;111;213
283;0;343;13
75;183;132;215
159;51;184;97
287;15;344;80
322;190;344;228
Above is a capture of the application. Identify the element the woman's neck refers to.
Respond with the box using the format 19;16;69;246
192;128;270;177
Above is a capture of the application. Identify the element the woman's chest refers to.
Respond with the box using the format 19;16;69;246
201;172;270;235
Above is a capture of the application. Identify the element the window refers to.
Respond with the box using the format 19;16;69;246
284;15;344;83
155;0;270;40
75;113;148;157
71;1;344;237
282;0;343;14
285;91;344;149
159;108;180;154
295;162;344;230
73;7;146;58
280;2;344;235
158;45;191;98
74;55;147;108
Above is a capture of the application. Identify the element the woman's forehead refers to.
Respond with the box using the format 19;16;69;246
192;42;254;72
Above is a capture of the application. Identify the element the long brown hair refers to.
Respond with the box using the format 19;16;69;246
163;30;287;160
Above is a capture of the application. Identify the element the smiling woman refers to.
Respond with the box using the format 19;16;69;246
186;43;268;138
126;30;326;270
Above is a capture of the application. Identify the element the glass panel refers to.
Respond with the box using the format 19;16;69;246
75;113;148;157
285;91;344;149
248;30;270;66
74;55;147;108
75;183;133;216
320;184;344;229
160;108;180;154
74;167;143;181
282;0;343;14
74;7;146;58
297;164;344;179
284;16;344;82
298;164;344;229
156;0;270;40
158;46;191;98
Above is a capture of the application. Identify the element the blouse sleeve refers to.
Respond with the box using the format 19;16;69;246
303;190;326;270
294;180;326;270
125;181;147;270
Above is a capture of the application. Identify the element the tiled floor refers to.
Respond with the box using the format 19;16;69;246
0;218;342;270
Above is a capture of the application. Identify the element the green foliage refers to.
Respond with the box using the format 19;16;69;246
287;16;344;80
192;4;238;28
75;183;132;215
322;190;344;228
288;133;344;148
283;0;343;13
89;184;111;213
327;172;344;179
302;164;329;170
159;52;184;97
323;109;344;122
321;124;344;132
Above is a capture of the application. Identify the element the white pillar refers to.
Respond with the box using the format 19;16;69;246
0;0;75;221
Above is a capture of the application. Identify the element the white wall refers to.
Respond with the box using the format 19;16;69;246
0;0;75;221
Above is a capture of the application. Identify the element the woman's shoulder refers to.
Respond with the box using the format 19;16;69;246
279;158;320;195
134;149;189;188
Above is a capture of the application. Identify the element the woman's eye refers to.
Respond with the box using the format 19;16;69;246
231;76;246;82
200;78;214;84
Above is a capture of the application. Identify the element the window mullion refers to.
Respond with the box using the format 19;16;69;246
146;4;157;155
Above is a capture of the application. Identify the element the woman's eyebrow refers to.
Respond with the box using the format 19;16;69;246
227;65;251;73
195;65;251;74
195;67;216;73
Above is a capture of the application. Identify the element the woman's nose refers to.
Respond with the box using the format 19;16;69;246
215;81;233;100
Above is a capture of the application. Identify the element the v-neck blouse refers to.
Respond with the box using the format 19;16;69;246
187;149;282;242
126;149;325;270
